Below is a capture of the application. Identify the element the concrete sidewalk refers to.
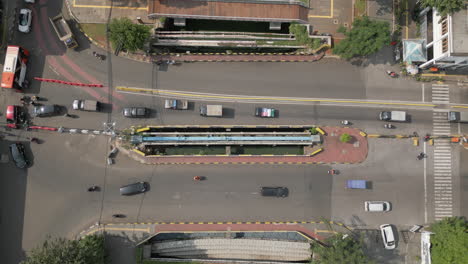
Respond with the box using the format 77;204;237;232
65;0;151;23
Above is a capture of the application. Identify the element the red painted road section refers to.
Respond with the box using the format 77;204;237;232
33;1;126;105
34;77;104;87
154;223;324;240
129;127;368;164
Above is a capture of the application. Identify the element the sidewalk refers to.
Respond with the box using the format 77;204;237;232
120;126;368;165
65;0;151;23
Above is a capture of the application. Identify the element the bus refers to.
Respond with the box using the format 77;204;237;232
1;45;30;90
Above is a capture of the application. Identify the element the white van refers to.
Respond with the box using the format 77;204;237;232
380;224;396;249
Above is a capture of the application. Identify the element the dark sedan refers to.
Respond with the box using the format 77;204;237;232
32;105;59;117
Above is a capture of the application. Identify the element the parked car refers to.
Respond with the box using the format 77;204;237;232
122;107;148;118
32;104;59;117
255;107;276;118
260;187;288;197
364;201;391;212
119;182;149;196
18;9;32;33
380;224;396;250
9;143;29;168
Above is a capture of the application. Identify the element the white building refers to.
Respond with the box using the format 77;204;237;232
418;6;468;70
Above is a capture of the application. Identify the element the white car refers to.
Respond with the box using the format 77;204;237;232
380;224;396;250
18;9;32;33
364;201;391;212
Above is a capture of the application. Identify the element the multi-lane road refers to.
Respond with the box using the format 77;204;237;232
0;1;468;264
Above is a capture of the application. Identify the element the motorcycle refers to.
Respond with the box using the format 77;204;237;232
384;124;394;129
417;152;427;160
92;51;105;61
193;176;205;181
30;137;40;144
87;186;99;192
328;169;339;175
341;120;351;125
386;70;398;78
112;214;126;218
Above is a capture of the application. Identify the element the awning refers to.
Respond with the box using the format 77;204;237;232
6;105;16;121
403;39;427;63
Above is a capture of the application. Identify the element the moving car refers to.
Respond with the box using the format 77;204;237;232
119;182;149;196
18;9;32;33
379;111;407;122
380;224;396;250
122;107;149;118
32;105;59;117
164;99;188;110
364;201;391;212
255;107;276;118
261;187;289;197
73;99;100;111
9;143;29;169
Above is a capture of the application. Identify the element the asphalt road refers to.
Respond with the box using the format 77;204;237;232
1;1;467;263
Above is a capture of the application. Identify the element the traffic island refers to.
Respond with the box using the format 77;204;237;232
116;125;368;165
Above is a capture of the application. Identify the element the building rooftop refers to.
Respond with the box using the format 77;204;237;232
451;7;468;54
148;0;309;23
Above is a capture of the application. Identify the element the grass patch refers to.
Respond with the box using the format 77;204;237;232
150;146;226;155
231;145;304;155
355;0;366;17
80;23;107;45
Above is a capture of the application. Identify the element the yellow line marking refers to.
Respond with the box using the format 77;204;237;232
116;86;436;107
308;0;333;18
73;0;148;10
315;229;338;233
452;105;468;109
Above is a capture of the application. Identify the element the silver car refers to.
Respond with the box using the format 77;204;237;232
18;9;32;33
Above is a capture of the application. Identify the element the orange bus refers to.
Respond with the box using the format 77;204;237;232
1;45;30;90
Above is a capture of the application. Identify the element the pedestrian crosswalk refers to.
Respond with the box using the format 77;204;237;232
432;110;453;221
431;84;450;104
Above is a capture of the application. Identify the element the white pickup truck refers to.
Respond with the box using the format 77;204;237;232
200;105;223;117
379;111;406;122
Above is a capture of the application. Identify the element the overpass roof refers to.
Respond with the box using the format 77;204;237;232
148;0;309;23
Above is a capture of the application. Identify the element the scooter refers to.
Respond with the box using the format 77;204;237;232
327;169;339;175
193;176;205;181
384;123;394;129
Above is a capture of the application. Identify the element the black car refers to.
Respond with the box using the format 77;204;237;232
261;187;289;197
9;143;29;168
32;104;59;117
119;182;149;196
122;107;148;118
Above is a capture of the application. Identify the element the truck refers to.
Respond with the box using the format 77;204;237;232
165;99;188;110
448;111;468;123
200;105;223;117
379;111;407;122
72;99;100;111
49;14;78;49
346;180;368;189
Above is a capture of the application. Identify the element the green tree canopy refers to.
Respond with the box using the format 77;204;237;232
109;17;151;52
21;234;105;264
420;0;466;17
311;234;374;264
333;16;390;59
430;216;468;264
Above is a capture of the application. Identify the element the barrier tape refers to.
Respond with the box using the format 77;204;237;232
34;77;104;87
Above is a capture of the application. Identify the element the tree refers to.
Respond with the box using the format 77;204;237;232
420;0;466;17
333;16;390;59
21;234;106;264
340;133;352;143
430;216;468;264
109;17;151;52
311;234;374;264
